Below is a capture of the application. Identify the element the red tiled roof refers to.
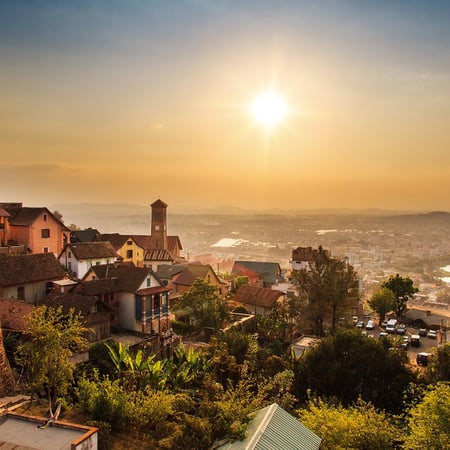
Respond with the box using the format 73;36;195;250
168;235;183;251
0;253;66;286
42;291;100;316
0;298;34;331
132;235;152;250
136;286;170;295
233;285;284;308
84;263;155;292
96;234;138;250
144;248;174;262
7;207;69;230
66;242;118;260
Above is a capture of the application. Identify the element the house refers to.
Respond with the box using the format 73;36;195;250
232;261;285;289
0;203;70;256
232;285;286;316
96;233;145;267
0;253;66;303
0;208;11;247
0;411;98;450
156;263;228;299
291;246;330;271
58;241;118;280
41;291;113;342
215;403;321;450
0;298;34;332
290;335;322;359
80;263;170;335
70;228;100;243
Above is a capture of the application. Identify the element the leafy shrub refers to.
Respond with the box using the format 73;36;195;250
171;320;192;335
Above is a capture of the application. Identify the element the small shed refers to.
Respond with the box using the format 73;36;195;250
215;403;321;450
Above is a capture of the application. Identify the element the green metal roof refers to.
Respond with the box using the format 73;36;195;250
216;403;321;450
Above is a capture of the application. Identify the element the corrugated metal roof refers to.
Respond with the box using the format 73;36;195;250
217;403;321;450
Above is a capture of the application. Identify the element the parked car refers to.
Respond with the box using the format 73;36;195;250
416;352;432;366
396;324;406;335
366;320;375;330
356;321;365;329
418;328;427;337
401;336;410;350
410;334;421;347
386;319;398;333
378;332;389;340
428;329;437;339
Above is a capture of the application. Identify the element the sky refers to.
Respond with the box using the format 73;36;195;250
1;0;450;213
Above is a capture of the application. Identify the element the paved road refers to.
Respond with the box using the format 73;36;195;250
357;320;446;366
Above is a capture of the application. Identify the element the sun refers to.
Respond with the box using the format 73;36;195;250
249;91;288;129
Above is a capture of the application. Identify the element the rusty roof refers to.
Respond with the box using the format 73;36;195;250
233;285;285;308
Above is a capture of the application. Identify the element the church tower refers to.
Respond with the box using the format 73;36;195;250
150;199;168;250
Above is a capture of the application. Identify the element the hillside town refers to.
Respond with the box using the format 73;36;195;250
0;200;449;449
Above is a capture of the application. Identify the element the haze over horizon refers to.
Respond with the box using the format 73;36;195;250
1;1;450;212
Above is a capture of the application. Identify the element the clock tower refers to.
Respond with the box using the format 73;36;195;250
150;199;168;250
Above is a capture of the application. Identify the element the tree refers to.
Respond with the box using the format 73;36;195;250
0;324;15;395
298;397;398;449
423;343;450;383
403;383;450;450
293;329;415;413
16;306;88;404
381;274;418;317
172;279;229;332
291;247;359;336
368;287;396;323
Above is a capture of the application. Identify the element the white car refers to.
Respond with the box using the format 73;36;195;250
366;320;375;330
428;329;437;339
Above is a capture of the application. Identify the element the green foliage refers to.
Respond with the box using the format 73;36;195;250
298;397;398;449
104;340;210;392
381;274;418;317
294;329;415;413
291;247;359;336
171;319;192;335
173;279;229;332
88;339;118;377
219;330;251;365
257;369;297;412
403;383;450;450
368;287;396;321
423;343;450;383
76;373;128;432
234;276;249;292
15;305;88;403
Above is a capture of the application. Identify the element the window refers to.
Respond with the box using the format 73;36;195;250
127;240;133;245
43;214;48;221
126;249;133;259
90;303;98;313
41;228;50;238
68;251;72;258
17;286;25;300
146;278;151;287
43;247;49;253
